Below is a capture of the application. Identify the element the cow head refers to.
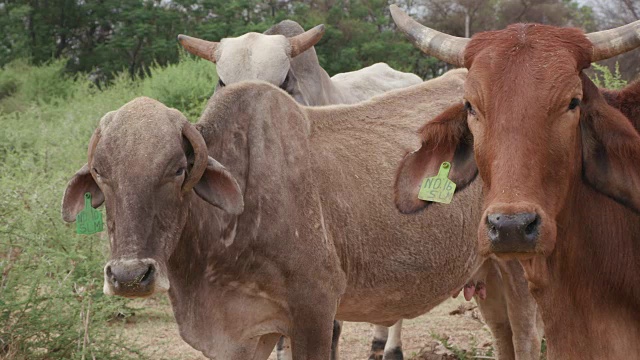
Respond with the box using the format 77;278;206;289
392;6;640;263
61;97;243;297
177;23;324;101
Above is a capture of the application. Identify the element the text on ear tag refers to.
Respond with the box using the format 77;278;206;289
418;162;457;204
76;192;104;235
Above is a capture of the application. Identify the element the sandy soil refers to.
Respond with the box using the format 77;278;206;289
119;295;494;360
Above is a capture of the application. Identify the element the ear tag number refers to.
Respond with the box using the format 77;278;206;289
76;192;104;235
418;162;457;204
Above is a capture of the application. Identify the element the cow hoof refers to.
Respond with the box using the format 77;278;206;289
383;347;404;360
368;339;386;360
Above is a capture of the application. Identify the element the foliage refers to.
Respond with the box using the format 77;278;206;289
590;62;628;90
0;59;76;113
0;57;215;359
141;52;218;121
0;0;603;81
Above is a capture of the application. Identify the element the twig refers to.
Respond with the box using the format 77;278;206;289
81;297;91;360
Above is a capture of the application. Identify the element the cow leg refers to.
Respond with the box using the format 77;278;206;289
476;260;516;360
277;319;342;360
331;320;343;360
382;319;403;360
368;325;388;360
276;336;292;360
289;309;335;360
496;260;542;360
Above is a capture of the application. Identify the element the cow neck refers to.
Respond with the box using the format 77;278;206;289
532;175;640;359
167;197;222;293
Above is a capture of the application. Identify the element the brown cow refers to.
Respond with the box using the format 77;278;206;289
61;71;540;359
391;5;640;359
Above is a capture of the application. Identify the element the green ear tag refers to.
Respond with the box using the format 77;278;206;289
76;193;103;235
418;162;457;204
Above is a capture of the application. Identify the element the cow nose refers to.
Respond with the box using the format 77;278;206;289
105;260;155;297
486;212;540;252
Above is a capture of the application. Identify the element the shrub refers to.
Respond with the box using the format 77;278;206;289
141;52;217;121
0;59;77;113
590;62;627;90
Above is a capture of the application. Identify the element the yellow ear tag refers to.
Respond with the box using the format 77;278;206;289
418;162;457;204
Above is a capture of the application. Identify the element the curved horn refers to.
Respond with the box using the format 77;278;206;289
177;34;219;63
289;24;325;58
182;122;209;192
87;127;101;166
390;5;469;67
587;20;640;62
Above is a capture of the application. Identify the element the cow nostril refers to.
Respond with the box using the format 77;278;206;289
524;215;540;237
486;216;499;242
140;264;154;284
106;265;113;279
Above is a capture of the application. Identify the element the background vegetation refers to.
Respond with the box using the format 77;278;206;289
1;0;638;81
0;0;637;358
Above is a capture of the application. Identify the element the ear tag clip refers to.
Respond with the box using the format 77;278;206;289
418;162;457;204
76;192;104;235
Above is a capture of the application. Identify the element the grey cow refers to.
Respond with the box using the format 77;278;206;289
179;20;422;359
61;69;540;359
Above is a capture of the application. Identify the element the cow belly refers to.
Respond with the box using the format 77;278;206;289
334;281;466;326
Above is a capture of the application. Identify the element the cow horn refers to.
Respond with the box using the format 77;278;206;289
586;20;640;62
289;24;325;58
87;127;101;166
390;5;469;67
177;34;219;63
182;123;208;192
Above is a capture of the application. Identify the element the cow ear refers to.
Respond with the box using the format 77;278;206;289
194;156;244;215
61;164;104;223
581;76;640;213
394;103;477;214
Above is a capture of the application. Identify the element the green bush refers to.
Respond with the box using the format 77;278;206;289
0;60;77;113
590;62;627;90
141;52;217;121
0;56;215;359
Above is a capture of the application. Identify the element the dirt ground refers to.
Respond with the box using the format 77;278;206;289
120;295;494;360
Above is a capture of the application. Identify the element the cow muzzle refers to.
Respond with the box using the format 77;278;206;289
103;258;169;297
479;202;551;258
486;212;539;252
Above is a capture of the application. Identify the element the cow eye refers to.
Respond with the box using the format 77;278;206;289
218;79;225;87
175;167;185;177
464;101;476;116
568;98;580;110
92;167;101;177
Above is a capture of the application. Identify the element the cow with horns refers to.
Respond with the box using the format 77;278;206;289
179;20;423;360
177;21;422;106
391;5;640;359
